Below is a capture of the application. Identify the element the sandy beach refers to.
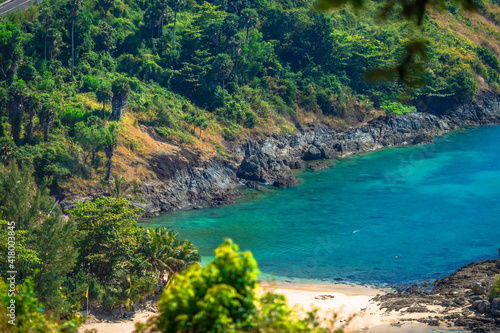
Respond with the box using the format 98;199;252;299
260;282;463;333
78;281;465;333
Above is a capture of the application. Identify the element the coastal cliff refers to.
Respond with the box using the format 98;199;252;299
60;90;500;217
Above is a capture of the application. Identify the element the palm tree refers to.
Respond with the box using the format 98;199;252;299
168;0;185;48
107;175;133;198
240;8;258;43
24;92;42;145
96;81;113;121
69;0;83;79
140;227;200;279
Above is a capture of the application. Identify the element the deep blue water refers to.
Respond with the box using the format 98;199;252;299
143;125;500;287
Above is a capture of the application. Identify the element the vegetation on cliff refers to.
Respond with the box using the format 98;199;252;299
0;0;500;192
1;0;500;330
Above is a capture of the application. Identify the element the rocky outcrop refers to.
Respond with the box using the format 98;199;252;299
373;260;500;333
61;90;500;217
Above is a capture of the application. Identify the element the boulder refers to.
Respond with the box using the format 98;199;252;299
473;300;483;309
237;153;296;187
491;298;500;317
478;300;490;314
303;145;322;160
470;295;486;303
472;283;488;295
289;159;303;169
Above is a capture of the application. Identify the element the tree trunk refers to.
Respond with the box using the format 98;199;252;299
172;11;177;47
10;101;22;146
105;144;115;183
161;10;164;37
44;27;47;62
71;16;75;79
24;112;35;144
44;121;51;141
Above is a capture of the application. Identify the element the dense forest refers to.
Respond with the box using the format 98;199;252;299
0;0;500;192
1;0;500;331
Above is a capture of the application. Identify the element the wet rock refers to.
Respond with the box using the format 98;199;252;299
289;159;303;169
412;133;434;145
308;162;329;171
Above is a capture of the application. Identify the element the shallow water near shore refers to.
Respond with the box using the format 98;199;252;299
144;125;500;288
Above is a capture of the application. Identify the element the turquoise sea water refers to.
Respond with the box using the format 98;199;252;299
143;125;500;287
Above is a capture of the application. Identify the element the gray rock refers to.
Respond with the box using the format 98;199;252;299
473;300;483;309
470;295;487;303
473;283;488;295
303;145;322;160
490;298;500;317
478;300;490;314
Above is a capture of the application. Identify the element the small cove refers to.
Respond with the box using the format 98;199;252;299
143;125;500;288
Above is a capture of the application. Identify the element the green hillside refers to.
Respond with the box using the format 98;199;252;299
0;0;499;191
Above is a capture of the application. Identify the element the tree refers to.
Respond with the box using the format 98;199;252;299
0;84;7;137
107;175;133;198
8;80;28;146
0;220;40;280
74;120;105;167
168;0;185;48
98;0;115;18
316;0;477;85
0;163;78;315
144;4;162;47
0;278;84;333
69;0;83;79
39;3;54;62
93;21;116;53
111;76;130;121
136;240;336;333
39;95;57;141
240;8;258;43
96;81;113;120
102;124;117;182
139;227;200;279
24;92;42;145
214;53;233;89
222;13;239;46
195;116;208;138
70;197;143;283
0;21;23;84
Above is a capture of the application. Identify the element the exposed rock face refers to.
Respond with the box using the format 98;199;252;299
236;152;296;187
61;90;500;217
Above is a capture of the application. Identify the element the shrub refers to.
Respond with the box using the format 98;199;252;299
0;278;84;332
381;101;416;115
136;240;335;333
81;75;100;92
489;277;500;299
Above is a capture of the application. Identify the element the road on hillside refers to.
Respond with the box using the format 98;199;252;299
0;0;38;16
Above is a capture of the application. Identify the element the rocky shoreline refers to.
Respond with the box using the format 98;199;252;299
373;260;500;333
59;90;500;216
107;90;500;218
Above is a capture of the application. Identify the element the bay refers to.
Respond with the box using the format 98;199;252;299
143;125;500;287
